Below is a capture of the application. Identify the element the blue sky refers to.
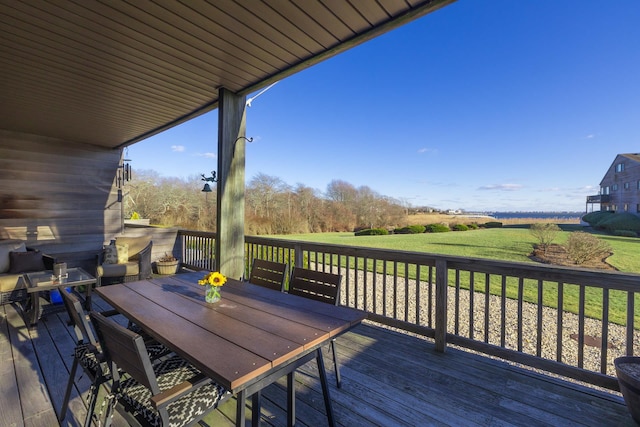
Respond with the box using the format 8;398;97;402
128;0;640;212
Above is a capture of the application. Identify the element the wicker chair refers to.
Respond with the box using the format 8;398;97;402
96;237;152;286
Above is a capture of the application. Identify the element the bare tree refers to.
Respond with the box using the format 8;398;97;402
529;223;561;255
127;169;410;234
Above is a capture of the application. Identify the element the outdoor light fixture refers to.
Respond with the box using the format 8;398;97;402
200;136;253;192
201;171;217;192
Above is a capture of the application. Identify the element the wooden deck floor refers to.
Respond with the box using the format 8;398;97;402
1;294;635;427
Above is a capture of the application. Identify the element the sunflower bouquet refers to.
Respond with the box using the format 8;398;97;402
198;271;227;302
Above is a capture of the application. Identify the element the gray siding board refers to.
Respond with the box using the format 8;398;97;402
0;130;122;268
599;154;640;213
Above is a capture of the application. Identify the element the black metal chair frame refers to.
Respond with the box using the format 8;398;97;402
59;289;109;427
288;266;344;388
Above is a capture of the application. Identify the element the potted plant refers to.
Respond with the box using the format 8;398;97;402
156;252;180;275
614;356;640;423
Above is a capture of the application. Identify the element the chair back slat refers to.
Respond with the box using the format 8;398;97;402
60;289;98;346
288;267;341;305
249;259;288;292
90;311;159;393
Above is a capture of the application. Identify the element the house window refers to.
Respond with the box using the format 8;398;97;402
624;182;630;190
611;204;617;211
624;203;629;211
612;184;618;191
602;186;610;195
637;204;640;213
637;180;640;190
616;163;625;172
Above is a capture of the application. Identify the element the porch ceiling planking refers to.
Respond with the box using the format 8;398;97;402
0;0;456;149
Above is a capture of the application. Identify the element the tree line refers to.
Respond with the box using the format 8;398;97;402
124;170;407;234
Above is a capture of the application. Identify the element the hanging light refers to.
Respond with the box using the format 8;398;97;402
201;171;217;192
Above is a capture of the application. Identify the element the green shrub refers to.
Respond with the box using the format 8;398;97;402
613;229;637;237
394;225;426;234
425;223;450;233
564;231;612;265
467;223;479;230
452;224;469;231
355;228;389;236
484;221;503;228
597;212;640;232
582;210;615;226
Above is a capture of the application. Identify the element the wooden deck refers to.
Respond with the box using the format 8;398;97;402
1;295;635;427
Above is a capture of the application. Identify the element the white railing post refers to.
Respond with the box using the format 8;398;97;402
435;259;448;352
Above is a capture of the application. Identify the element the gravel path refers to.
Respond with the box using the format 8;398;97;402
329;266;640;378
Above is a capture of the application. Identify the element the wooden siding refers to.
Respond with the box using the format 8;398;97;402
119;225;182;272
0;130;122;271
599;154;640;213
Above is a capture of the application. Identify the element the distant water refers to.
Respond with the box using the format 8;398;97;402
489;212;583;220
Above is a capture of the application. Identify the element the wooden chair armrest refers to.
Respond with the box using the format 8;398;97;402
150;373;210;409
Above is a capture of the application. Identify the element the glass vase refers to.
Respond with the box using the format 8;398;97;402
205;284;221;303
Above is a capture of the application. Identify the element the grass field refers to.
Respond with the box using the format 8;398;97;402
273;223;637;273
272;221;640;326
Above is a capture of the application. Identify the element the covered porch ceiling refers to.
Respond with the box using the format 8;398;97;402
0;0;455;149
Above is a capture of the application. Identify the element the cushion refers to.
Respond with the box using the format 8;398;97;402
115;237;149;257
103;243;129;264
118;356;229;427
0;240;26;274
116;244;129;263
8;250;46;274
97;262;139;278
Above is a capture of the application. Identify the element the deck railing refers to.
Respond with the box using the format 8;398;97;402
178;229;640;391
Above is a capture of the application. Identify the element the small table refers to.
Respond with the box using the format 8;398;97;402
24;267;96;327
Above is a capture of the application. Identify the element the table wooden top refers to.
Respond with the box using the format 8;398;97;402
95;272;366;392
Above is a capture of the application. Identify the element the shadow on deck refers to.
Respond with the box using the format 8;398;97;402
0;294;634;427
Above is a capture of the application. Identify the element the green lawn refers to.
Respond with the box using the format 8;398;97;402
272;227;640;326
274;227;640;273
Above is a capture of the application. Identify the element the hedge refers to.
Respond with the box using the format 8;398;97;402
452;224;469;231
355;228;389;236
394;225;426;234
425;223;450;233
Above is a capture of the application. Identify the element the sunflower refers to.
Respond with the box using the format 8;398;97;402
198;271;227;287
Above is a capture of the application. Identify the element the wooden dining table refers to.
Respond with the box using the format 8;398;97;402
95;271;366;426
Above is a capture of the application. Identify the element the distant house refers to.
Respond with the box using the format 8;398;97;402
586;153;640;214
